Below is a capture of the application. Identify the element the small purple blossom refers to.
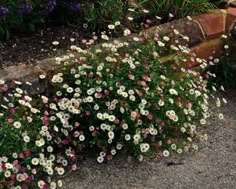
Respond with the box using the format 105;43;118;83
68;2;80;13
47;0;56;13
18;3;33;15
0;7;9;17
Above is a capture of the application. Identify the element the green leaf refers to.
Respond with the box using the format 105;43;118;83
5;28;10;40
0;26;4;35
28;23;36;32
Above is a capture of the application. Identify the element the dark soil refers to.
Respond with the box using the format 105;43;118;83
0;19;159;68
0;25;86;68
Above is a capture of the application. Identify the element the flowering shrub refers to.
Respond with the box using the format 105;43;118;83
0;0;80;39
0;23;225;188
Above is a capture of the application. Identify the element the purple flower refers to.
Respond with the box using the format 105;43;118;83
47;0;56;12
18;3;33;15
0;7;9;17
68;2;80;13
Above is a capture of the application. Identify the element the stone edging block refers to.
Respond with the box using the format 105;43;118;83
1;9;233;95
0;64;47;94
140;18;205;48
193;10;226;40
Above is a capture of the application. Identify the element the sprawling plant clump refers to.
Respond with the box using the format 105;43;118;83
0;23;225;188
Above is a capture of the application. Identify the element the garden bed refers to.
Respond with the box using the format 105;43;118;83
0;3;236;189
0;25;83;67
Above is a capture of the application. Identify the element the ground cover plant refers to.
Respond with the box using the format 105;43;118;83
0;0;216;39
0;17;226;188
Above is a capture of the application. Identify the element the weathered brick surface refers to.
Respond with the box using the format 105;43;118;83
160;38;224;69
191;38;224;61
140;18;205;47
226;7;236;33
193;11;225;40
0;64;47;94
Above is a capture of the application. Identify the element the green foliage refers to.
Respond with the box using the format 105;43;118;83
0;0;216;40
82;0;124;31
131;0;215;21
208;56;236;89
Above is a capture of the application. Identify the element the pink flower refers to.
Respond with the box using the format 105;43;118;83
21;166;26;173
53;96;58;101
152;51;159;57
31;169;37;175
88;72;94;78
13;160;19;166
138;91;143;97
0;86;8;91
144;65;150;70
7;118;14;123
146;19;152;24
43;115;50;126
10;108;16;114
43;184;48;189
93;35;98;40
24;149;31;156
72;164;77;171
75;122;80;127
22;185;29;189
82;39;87;43
159;129;163;134
114;119;120;124
167;139;172;144
151;136;155;142
85;110;91;116
143;133;148;139
142;75;149;81
19;153;24;159
25;176;32;183
62;140;69;145
128;73;134;80
104;90;110;96
139;37;144;42
107;155;113;161
10;173;16;180
144;24;149;28
147;113;153;120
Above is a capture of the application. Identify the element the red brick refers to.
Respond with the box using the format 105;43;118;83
226;7;236;33
159;38;224;70
191;38;224;64
190;38;224;61
193;12;225;40
178;38;224;69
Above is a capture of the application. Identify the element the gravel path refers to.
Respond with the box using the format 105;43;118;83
62;90;236;189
